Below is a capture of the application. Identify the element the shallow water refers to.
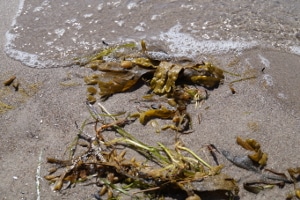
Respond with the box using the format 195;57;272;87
5;0;300;68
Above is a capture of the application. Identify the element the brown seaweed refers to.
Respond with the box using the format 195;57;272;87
221;137;300;197
45;103;238;199
236;136;268;168
3;75;16;86
221;137;267;172
132;106;176;125
243;181;276;194
44;37;300;198
83;40;223;99
81;40;222;132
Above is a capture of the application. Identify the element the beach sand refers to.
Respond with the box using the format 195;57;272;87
1;1;300;200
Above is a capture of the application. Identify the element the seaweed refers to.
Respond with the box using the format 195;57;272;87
45;103;238;199
44;103;300;199
242;167;300;198
80;40;224;131
0;76;41;114
132;106;176;125
220;137;300;198
221;137;268;172
43;40;300;199
3;75;16;86
236;136;268;168
0;101;13;113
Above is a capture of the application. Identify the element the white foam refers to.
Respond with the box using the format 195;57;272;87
151;15;160;21
258;54;270;68
11;0;25;27
159;23;258;57
83;13;93;18
277;92;288;99
289;46;300;55
54;28;65;38
262;74;274;87
5;44;52;68
134;22;146;32
115;20;124;27
33;0;50;12
97;3;103;11
127;2;137;10
4;0;62;68
33;6;43;12
4;0;42;67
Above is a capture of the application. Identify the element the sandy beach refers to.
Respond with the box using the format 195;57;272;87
1;1;300;200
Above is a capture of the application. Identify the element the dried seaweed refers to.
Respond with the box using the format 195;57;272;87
236;136;268;168
45;103;300;199
243;181;276;194
220;137;268;173
132;106;176;125
242;167;300;198
3;75;16;86
81;40;223;131
45;103;238;199
287;168;300;199
220;137;300;198
0;101;13;113
44;40;300;199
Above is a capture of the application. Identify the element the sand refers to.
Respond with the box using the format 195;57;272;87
1;1;300;200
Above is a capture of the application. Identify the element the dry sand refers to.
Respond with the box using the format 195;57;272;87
1;1;300;200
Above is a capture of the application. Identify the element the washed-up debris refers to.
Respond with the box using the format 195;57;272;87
221;137;300;199
221;137;268;172
0;75;41;114
0;101;13;114
3;75;16;86
44;41;300;199
81;40;223;132
45;103;238;199
82;46;223;100
236;137;268;168
44;104;300;199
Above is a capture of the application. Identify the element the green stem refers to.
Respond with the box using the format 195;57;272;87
158;142;179;165
177;145;211;169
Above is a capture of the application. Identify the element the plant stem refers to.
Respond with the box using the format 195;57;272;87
176;145;211;169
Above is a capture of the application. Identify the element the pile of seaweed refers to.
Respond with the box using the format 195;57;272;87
45;102;300;199
45;41;300;199
80;40;224;133
45;102;238;199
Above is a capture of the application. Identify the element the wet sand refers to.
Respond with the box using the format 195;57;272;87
1;1;300;200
